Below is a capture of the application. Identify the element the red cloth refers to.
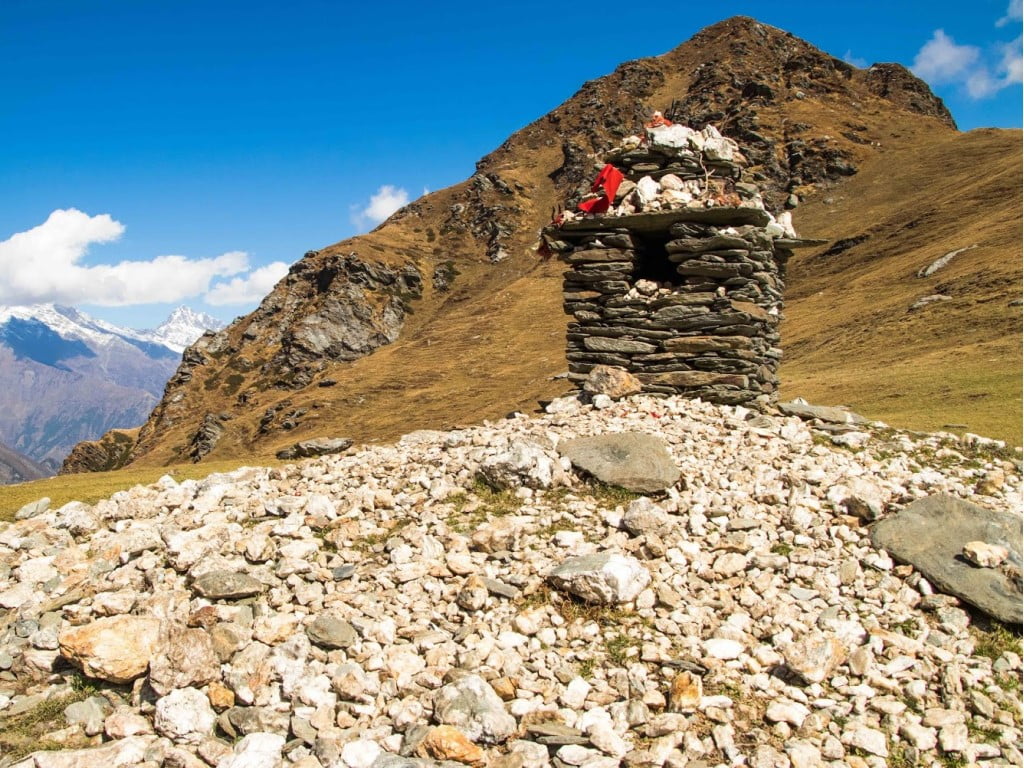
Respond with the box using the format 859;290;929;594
578;164;624;214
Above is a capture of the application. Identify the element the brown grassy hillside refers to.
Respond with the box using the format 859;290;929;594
65;17;1020;472
785;128;1022;445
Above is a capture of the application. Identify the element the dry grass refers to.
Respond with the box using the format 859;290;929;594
785;129;1022;446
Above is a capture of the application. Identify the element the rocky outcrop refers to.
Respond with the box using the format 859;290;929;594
862;63;956;126
269;253;422;378
58;429;137;475
275;437;353;460
186;414;228;462
126;252;421;465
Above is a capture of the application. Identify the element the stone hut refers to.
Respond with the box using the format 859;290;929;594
542;123;820;407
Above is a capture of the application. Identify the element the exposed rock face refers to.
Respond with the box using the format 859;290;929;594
862;63;955;124
187;414;227;462
275;437;353;461
58;429;136;475
126;252;421;465
272;254;422;373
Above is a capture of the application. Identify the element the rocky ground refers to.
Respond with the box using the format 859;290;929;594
0;391;1020;767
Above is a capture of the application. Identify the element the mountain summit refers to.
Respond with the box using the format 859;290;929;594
147;306;226;354
74;16;1021;469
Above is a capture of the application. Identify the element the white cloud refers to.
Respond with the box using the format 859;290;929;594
0;208;255;307
843;50;868;68
912;30;980;82
997;0;1022;26
966;67;1001;97
350;185;409;229
205;261;290;305
912;28;1022;100
999;36;1023;83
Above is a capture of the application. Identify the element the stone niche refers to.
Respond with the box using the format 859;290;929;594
544;206;809;407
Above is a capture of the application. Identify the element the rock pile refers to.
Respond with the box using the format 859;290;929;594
544;124;819;406
0;393;1021;768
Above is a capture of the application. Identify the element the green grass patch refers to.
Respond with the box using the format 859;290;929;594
447;476;522;533
972;622;1023;663
0;688;93;762
580;481;643;507
605;631;637;666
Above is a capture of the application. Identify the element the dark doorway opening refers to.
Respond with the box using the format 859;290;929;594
632;231;685;286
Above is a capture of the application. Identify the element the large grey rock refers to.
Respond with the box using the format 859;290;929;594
432;673;516;745
306;614;358;649
558;432;679;493
276;437;353;461
191;571;264;600
870;495;1022;624
778;400;867;425
547;552;651;604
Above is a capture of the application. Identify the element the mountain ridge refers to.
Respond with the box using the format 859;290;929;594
68;16;1022;470
0;440;49;484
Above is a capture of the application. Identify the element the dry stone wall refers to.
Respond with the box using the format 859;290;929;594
544;123;815;407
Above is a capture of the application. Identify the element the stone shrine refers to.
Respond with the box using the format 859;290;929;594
542;122;821;406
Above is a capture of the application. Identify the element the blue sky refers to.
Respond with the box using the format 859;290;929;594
1;0;1020;329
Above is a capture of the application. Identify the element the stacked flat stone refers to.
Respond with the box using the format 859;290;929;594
546;123;812;407
605;123;745;184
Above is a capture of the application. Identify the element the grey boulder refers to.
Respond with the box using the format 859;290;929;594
306;614;358;649
870;494;1022;624
432;673;516;744
558;432;679;493
191;571;264;600
547;552;651;604
276;437;353;460
778;400;867;425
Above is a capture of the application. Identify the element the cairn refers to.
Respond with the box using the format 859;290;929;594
542;121;820;407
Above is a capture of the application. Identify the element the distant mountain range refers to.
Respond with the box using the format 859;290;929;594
0;304;224;476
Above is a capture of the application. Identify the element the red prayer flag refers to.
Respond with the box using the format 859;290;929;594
578;164;624;215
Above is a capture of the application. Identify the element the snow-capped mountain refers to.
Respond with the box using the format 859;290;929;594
0;304;224;358
0;304;224;474
146;306;226;354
